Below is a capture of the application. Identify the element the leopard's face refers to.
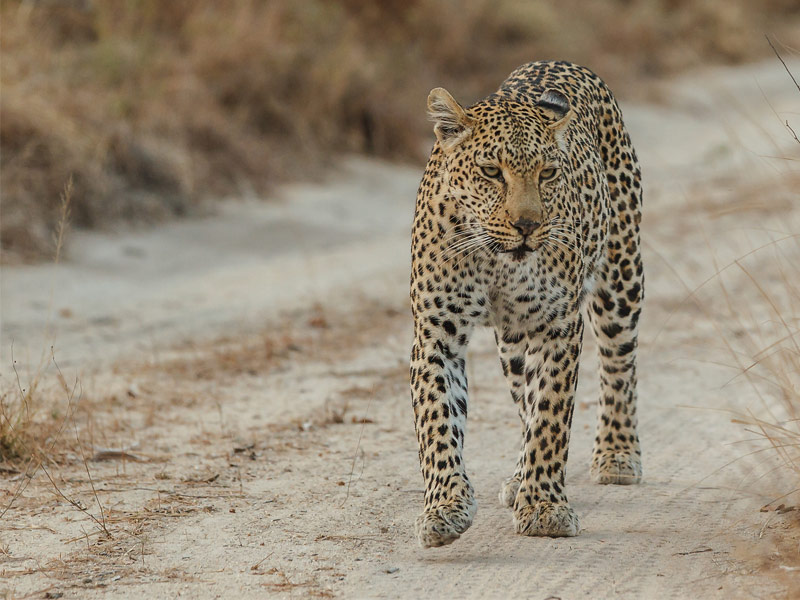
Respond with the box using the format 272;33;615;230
429;90;575;260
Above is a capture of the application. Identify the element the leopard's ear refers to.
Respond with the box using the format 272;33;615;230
428;87;473;152
536;88;573;130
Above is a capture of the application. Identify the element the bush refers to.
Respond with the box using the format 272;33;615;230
2;0;799;259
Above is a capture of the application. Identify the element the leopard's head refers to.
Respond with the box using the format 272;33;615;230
428;87;575;260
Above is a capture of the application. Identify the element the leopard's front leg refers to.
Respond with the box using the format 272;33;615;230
410;317;476;548
513;316;584;537
494;329;528;508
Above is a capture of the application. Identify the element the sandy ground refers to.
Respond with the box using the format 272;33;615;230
2;60;799;599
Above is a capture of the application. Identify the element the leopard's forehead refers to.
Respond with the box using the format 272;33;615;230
463;97;552;166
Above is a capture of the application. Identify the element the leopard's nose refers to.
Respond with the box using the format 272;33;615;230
512;218;540;237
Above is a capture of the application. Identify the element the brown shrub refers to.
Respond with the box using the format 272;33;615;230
2;0;799;259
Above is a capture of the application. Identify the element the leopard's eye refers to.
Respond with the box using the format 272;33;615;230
480;165;503;180
539;167;558;182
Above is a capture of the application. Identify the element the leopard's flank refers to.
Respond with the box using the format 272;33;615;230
410;61;644;548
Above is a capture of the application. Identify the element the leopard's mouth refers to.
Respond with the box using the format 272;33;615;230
499;242;534;261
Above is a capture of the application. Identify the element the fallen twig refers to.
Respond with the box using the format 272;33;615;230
91;449;145;463
674;547;713;556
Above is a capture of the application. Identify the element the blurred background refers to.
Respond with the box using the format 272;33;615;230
2;0;800;260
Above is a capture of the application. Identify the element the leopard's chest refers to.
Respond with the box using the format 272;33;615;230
480;253;578;329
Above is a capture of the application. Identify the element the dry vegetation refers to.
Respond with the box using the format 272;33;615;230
666;50;800;572
726;55;800;531
718;233;800;581
0;179;73;466
2;0;800;259
717;240;800;499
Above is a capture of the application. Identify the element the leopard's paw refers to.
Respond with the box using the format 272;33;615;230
415;497;477;548
499;475;521;508
591;451;642;485
513;501;580;537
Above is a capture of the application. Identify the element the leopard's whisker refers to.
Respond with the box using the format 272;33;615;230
548;229;579;242
440;233;492;263
443;229;481;243
547;238;576;255
443;224;481;239
541;240;559;256
547;235;579;253
440;237;480;257
443;225;487;242
441;228;485;244
547;225;579;237
443;233;491;256
547;229;581;247
547;230;579;247
451;233;494;267
452;241;489;270
547;223;581;238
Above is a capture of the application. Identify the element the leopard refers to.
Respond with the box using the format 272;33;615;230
410;60;644;548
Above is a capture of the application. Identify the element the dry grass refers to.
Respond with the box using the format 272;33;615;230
727;51;800;513
1;179;74;463
724;255;800;505
705;51;800;582
0;179;116;542
676;192;800;573
2;0;800;260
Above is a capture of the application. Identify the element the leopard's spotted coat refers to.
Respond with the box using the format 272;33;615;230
410;61;644;548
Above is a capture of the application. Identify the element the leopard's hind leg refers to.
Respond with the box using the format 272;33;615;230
588;99;644;485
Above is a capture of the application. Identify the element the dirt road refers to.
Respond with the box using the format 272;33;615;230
2;60;799;598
